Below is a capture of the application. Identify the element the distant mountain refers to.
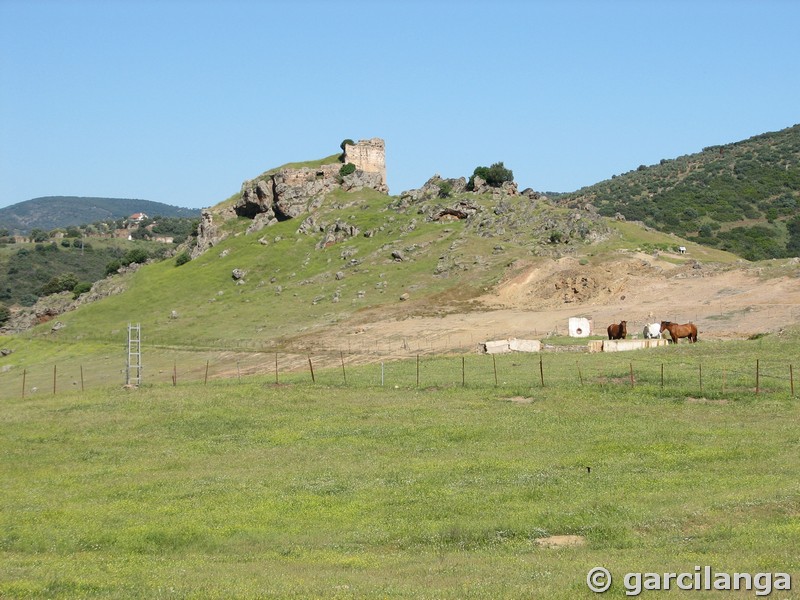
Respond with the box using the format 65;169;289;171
558;124;800;260
0;197;200;234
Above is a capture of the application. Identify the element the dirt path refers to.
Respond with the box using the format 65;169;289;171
307;254;800;354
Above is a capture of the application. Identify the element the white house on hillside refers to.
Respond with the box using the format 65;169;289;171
128;212;148;224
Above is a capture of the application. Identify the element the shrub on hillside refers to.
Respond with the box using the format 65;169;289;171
104;248;152;275
39;272;79;296
339;139;355;162
105;260;122;276
72;281;92;298
467;162;514;190
787;215;800;256
0;303;9;325
123;248;150;266
30;229;49;243
175;251;191;267
339;163;356;178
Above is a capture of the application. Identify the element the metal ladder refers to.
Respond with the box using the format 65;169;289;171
126;323;141;386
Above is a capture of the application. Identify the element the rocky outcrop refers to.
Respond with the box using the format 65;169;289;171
316;221;360;249
398;173;520;208
398;174;468;205
233;138;387;230
189;139;389;257
191;209;223;259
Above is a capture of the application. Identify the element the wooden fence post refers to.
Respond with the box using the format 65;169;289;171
275;353;279;385
661;363;664;388
22;368;26;399
53;365;57;396
308;355;315;383
577;361;583;387
416;355;420;387
791;364;795;397
204;361;209;385
462;356;465;387
699;363;703;394
539;355;544;387
80;365;85;392
340;351;347;385
629;363;635;388
492;355;498;386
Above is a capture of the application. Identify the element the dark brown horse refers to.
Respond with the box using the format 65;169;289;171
660;321;698;343
607;320;627;340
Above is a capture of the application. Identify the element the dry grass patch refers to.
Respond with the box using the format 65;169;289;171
535;535;587;549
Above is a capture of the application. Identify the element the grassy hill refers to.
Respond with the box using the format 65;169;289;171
558;124;800;260
19;188;559;347
0;196;200;234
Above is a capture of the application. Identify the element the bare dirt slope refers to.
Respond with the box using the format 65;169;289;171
308;253;800;355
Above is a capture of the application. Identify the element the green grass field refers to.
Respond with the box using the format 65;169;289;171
2;334;799;598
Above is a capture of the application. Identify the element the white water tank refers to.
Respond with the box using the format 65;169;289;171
568;317;591;338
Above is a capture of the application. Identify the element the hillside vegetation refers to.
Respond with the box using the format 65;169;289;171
0;196;199;234
0;239;179;308
17;185;613;349
559;124;800;260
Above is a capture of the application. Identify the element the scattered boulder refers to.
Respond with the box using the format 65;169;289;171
232;268;247;281
316;220;360;249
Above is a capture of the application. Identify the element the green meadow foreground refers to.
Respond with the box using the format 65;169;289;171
2;336;799;599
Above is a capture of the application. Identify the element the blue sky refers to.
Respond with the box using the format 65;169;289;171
1;0;798;210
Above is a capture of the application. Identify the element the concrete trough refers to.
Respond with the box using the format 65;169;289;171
481;340;511;354
481;338;541;354
596;338;670;352
509;338;542;353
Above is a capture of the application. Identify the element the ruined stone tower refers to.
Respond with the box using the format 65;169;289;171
343;138;387;193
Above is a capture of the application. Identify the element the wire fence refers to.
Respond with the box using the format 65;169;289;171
2;342;796;400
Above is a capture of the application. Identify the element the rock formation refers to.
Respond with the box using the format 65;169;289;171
236;139;387;229
191;140;389;257
191;209;224;259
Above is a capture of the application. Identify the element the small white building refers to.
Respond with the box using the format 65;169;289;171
128;212;149;224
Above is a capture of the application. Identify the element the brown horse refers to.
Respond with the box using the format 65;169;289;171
660;321;698;343
607;320;627;340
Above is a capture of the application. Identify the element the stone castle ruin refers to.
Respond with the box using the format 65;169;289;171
342;138;386;188
191;138;388;257
237;138;387;227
